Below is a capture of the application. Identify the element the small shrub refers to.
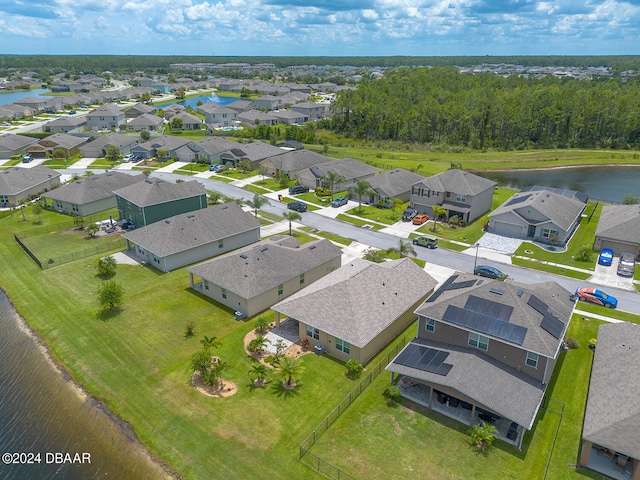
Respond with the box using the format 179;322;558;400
575;246;593;262
184;321;195;339
315;187;332;197
467;422;498;451
588;338;597;350
565;337;579;349
383;384;401;404
255;316;270;334
345;359;363;379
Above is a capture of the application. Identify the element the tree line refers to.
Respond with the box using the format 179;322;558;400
326;67;640;150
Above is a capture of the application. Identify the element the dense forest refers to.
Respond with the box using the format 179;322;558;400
1;55;640;73
326;67;640;150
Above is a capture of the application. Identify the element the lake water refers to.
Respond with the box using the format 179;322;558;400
0;290;172;480
163;94;236;110
0;89;53;105
475;166;640;203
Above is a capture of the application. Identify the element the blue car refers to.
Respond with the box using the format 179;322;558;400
474;265;506;280
575;287;617;309
598;248;614;266
331;196;348;207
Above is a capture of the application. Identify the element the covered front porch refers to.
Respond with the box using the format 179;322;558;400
398;378;523;448
580;441;637;480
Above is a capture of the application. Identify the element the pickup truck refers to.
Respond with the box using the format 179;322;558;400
412;235;438;249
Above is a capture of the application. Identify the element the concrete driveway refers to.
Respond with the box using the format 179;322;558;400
587;256;636;291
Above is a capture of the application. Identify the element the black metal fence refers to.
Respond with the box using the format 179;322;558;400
40;238;125;269
298;337;408;479
14;234;42;269
15;212;115;240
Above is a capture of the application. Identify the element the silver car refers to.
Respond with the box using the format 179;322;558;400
617;253;635;277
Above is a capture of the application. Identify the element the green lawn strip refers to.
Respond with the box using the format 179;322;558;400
295;192;330;206
309;315;604;480
252;178;282;191
574;302;640;323
437;240;468;252
344;203;406;225
384;251;426;268
336;214;384;231
0;212;361;480
300;227;353;246
209;175;235;183
265;231;317;244
21;229;124;262
512;258;592;280
257;209;283;222
88;159;120;169
217;169;258;181
243;184;271;195
172;169;197;176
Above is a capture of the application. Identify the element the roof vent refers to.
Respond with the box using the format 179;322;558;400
517;289;523;297
260;247;268;252
165;220;171;224
221;205;228;209
187;214;195;218
240;254;248;259
476;279;484;285
489;288;503;295
309;245;316;250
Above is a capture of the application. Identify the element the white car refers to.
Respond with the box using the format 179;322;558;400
123;154;135;162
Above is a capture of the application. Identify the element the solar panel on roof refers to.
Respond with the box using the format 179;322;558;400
443;305;527;345
527;295;549;315
506;194;531;206
393;343;452;377
426;275;477;303
540;315;564;339
465;295;514;322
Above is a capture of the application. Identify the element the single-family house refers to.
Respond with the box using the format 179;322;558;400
13;96;50;113
42;171;145;216
225;100;255;113
253;95;283;111
114;178;207;228
259;149;332;178
291;102;328;121
25;133;87;158
85;104;126;131
593;205;640;258
366;168;427;205
170;111;202;130
271;109;309;125
237;109;279;127
188;236;342;317
410;170;496;224
0;133;40;159
273;258;437;364
0;166;61;207
579;322;640;479
125;103;156;119
127;113;164;132
79;133;139;159
295;158;381;193
489;188;586;245
42;116;87;134
130;136;194;160
198;105;238;128
122;202;260;272
386;273;573;448
218;142;286;169
175;137;239;164
162;105;186;119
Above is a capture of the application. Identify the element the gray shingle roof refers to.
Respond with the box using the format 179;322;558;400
80;132;138;151
43;116;86;128
122;202;260;257
221;141;285;161
87;104;125;116
415;272;573;358
595;204;640;244
261;148;332;173
491;189;585;231
127;114;164;127
188;236;341;299
0;133;39;150
368;168;427;198
303;158;381;182
273;258;437;348
114;179;206;206
192;137;239;156
0;166;61;195
43;172;145;204
416;169;496;196
582;322;640;459
137;135;192;152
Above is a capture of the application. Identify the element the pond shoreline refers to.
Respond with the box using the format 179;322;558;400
470;162;640;173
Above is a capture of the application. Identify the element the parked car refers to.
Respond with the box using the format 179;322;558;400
68;110;76;115
123;154;135;162
402;208;418;221
22;153;33;163
288;185;310;195
412;213;430;225
617;253;636;277
597;248;614;266
575;287;618;308
331;196;348;207
209;164;224;173
473;265;506;280
287;201;308;212
412;235;438;249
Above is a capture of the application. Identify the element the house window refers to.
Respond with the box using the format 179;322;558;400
221;288;227;299
423;189;430;197
468;332;489;351
72;204;79;212
541;228;557;239
278;284;283;295
299;273;305;285
425;317;436;333
203;280;209;290
306;325;319;340
412;186;421;196
433;191;440;197
0;195;7;203
335;337;350;354
218;240;224;249
526;352;539;368
456;193;467;203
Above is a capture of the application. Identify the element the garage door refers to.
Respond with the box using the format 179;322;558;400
493;221;524;238
600;240;640;258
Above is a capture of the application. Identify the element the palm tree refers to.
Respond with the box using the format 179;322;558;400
244;193;271;217
390;198;403;221
282;211;301;236
207;192;222;205
277;355;305;388
248;364;269;386
387;239;417;259
322;171;346;200
247;335;269;353
350;180;373;213
431;205;447;233
200;335;222;355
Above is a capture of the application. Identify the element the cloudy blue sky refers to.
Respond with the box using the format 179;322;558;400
0;0;639;56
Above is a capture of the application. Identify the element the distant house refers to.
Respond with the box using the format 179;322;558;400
579;322;640;479
386;273;573;448
365;168;427;205
225;100;255;113
218;141;286;169
188;236;342;317
0;166;61;207
13;96;50;113
259;149;332;178
127;113;164;132
25;133;87;158
593;204;640;258
170;111;202;130
0;133;39;159
162;104;186;119
42;116;87;134
253;95;283;111
85;104;126;131
237;109;279;127
273;258;437;364
79;132;139;159
176;137;239;164
122;202;260;272
198;105;238;128
125;103;156;119
410;169;496;224
42;171;145;216
130;135;193;160
295;158;381;193
271;109;309;125
489;188;586;245
114;178;207;228
291;102;328;121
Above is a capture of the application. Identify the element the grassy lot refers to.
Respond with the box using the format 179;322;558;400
511;258;592;280
336;214;385;231
218;169;259;181
88;158;121;169
345;203;408;225
308;314;608;480
300;227;353;246
295;192;331;207
253;177;284;191
21;227;124;263
243;184;272;195
573;301;640;323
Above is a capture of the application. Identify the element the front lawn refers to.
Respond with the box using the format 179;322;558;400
511;258;592;280
336;214;385;230
345;203;407;225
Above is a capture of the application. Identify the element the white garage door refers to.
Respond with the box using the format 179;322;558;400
494;221;524;238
